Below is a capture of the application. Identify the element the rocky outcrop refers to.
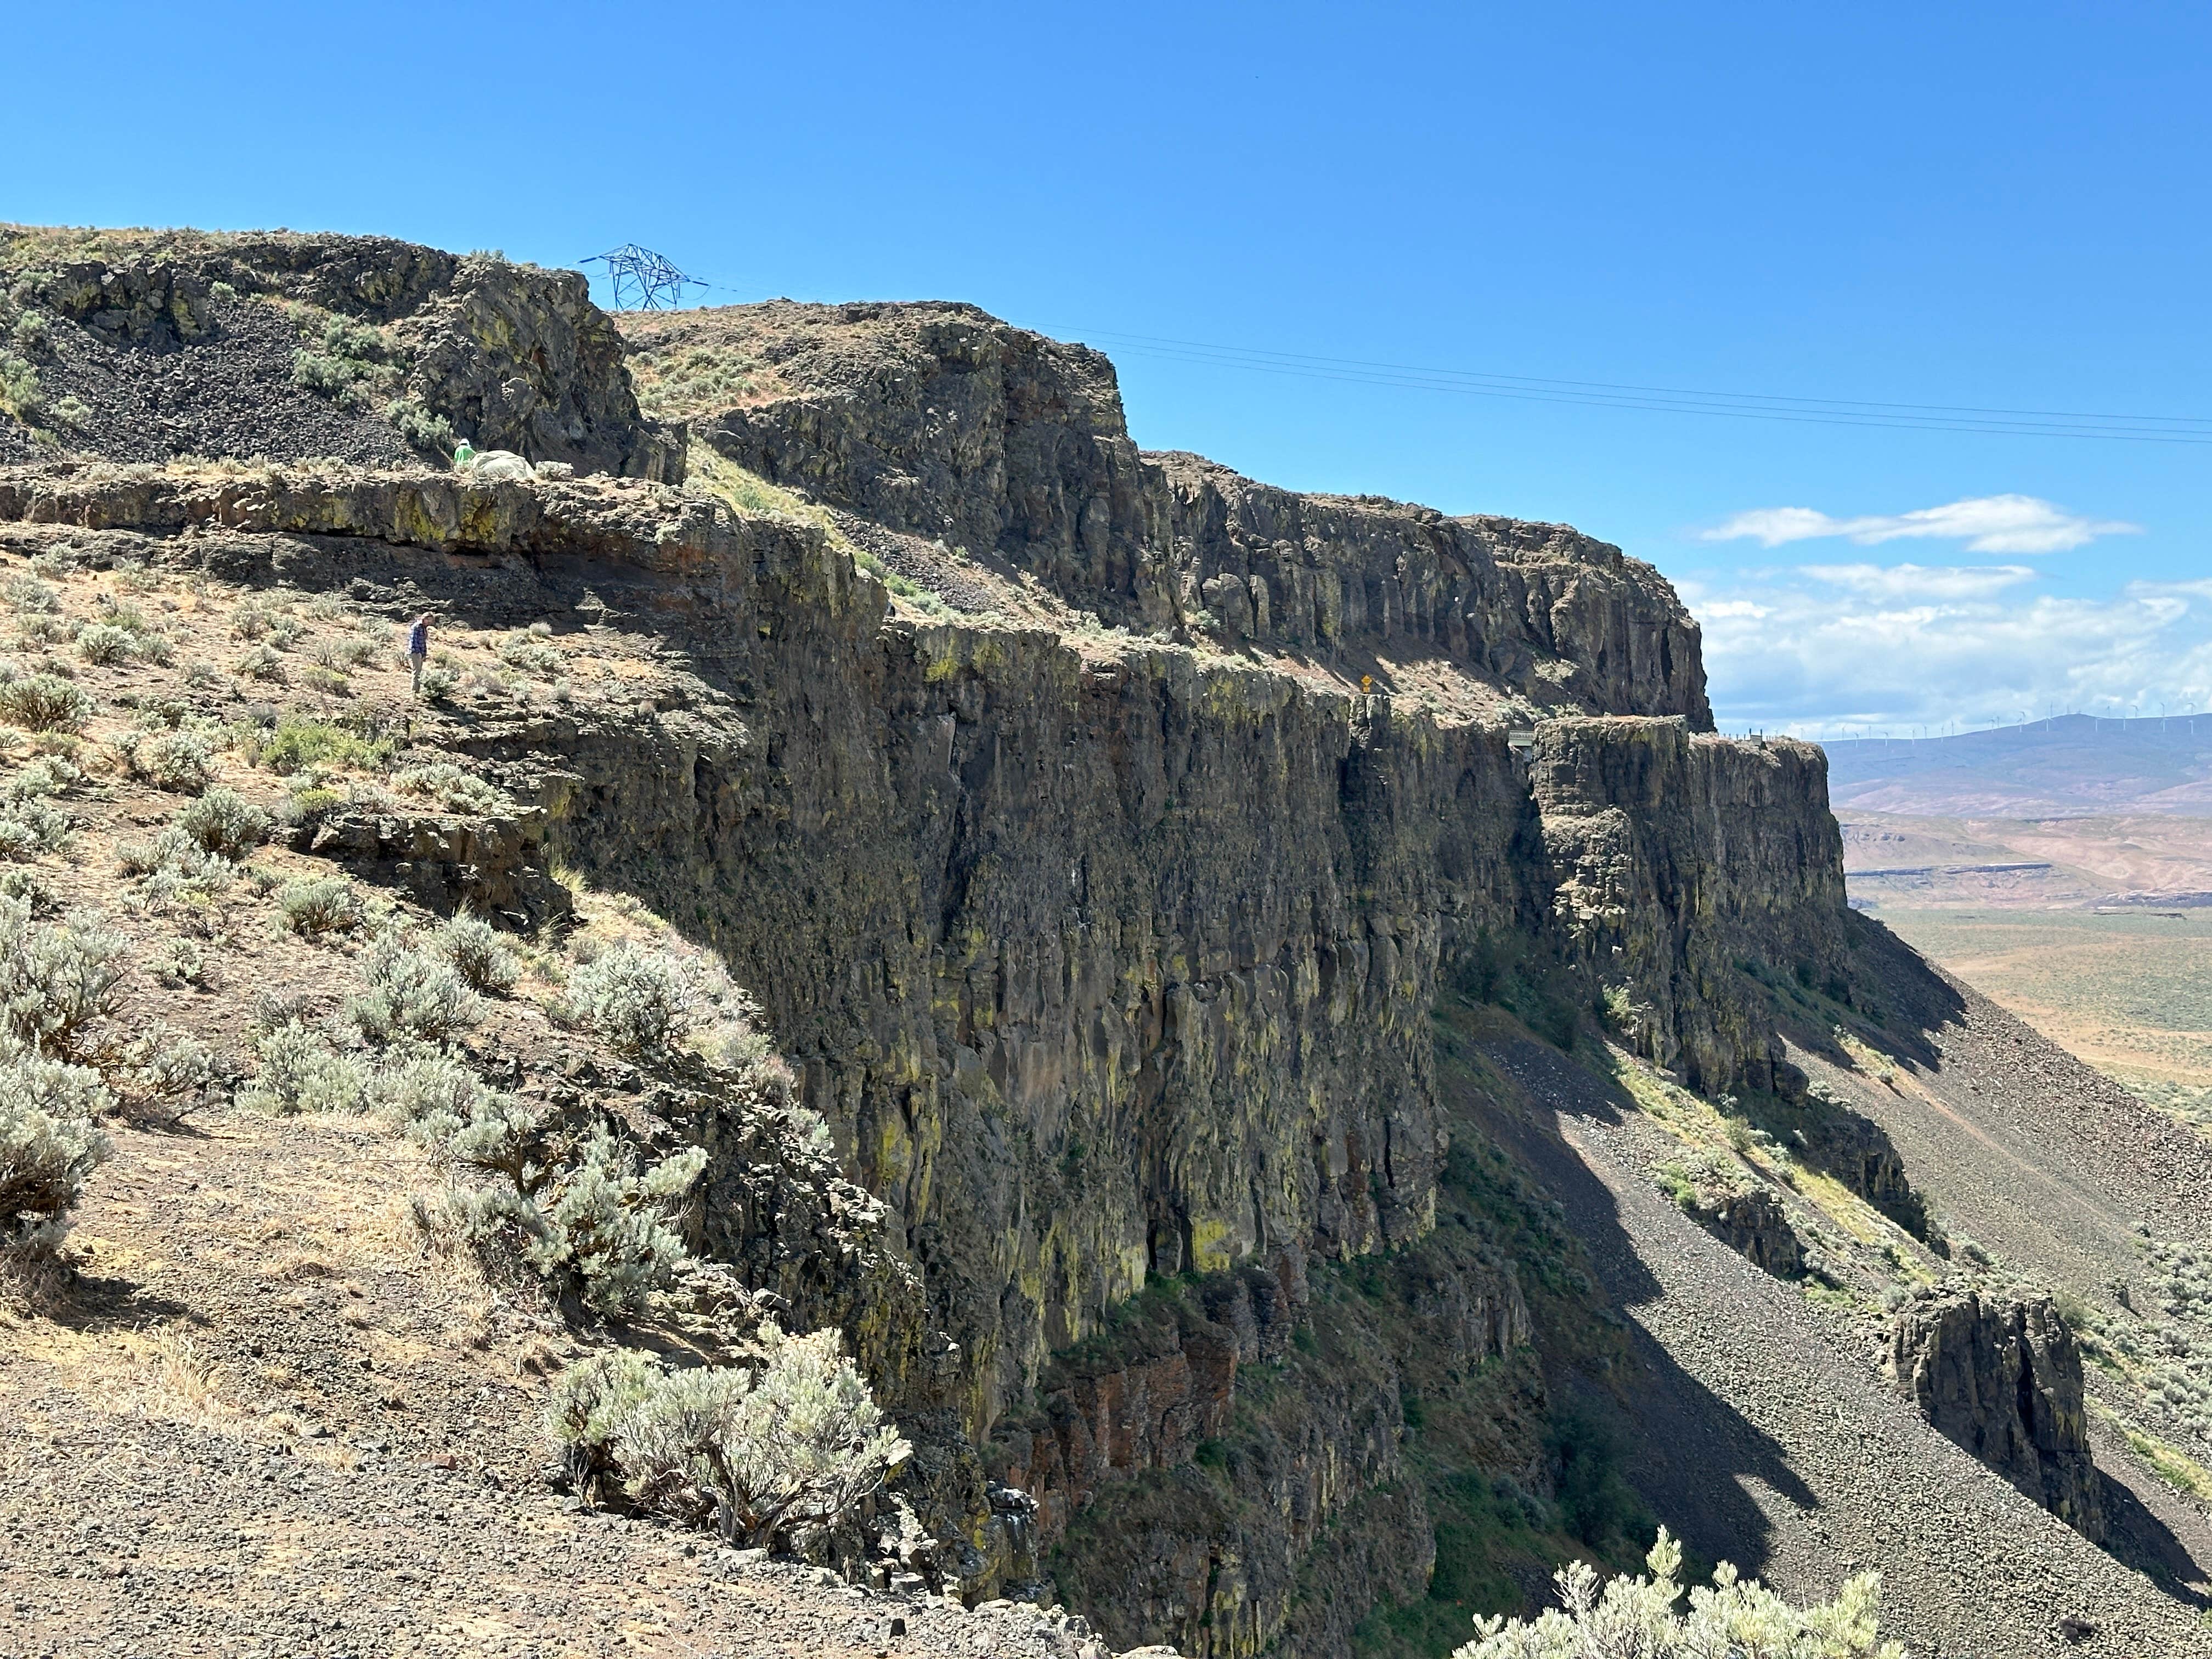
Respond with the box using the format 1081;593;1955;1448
286;799;569;928
1697;1187;1805;1277
628;302;1709;725
0;227;677;478
1888;1290;2106;1542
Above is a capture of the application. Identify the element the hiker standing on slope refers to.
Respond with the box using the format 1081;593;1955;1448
407;613;431;695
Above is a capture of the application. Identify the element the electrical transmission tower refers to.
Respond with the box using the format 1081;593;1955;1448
580;245;704;311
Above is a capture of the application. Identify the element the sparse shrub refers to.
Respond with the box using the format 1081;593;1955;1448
546;1325;910;1546
155;936;207;988
9;312;50;354
426;1099;704;1312
117;825;235;903
275;876;361;938
4;575;58;614
0;673;93;733
0;1036;114;1249
498;631;563;678
0;798;73;861
12;613;70;646
111;560;160;595
178;787;269;858
569;943;698;1054
433;912;519;994
347;933;478;1045
417;663;460;702
75;623;133;665
313;635;378;671
0;867;57;913
232;642;283;681
125;1023;216;1103
0;898;128;1061
50;396;91;428
239;1020;371;1115
122;727;217;792
376;1050;492;1130
183;659;223;690
385;397;455;456
244;715;392;775
0;353;43;422
392;761;508;815
230;600;276;641
1454;1528;1899;1658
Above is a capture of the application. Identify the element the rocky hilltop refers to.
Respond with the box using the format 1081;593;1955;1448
1;230;2208;1659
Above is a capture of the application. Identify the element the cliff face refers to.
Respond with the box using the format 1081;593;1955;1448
0;442;1846;1649
621;303;1710;726
0;273;1855;1657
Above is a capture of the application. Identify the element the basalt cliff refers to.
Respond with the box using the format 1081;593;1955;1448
2;230;2207;1659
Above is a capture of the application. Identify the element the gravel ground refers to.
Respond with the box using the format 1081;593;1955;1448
1481;1036;2212;1658
0;1109;1108;1659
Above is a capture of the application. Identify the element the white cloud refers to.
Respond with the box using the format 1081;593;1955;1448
1683;563;2212;735
1703;493;2140;555
1797;562;2038;600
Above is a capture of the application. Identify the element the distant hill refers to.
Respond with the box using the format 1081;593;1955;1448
1823;713;2212;816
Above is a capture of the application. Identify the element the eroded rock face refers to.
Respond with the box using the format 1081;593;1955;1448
1889;1291;2106;1542
0;228;676;478
639;302;1710;725
1697;1187;1805;1278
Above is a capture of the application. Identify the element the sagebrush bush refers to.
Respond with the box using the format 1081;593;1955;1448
75;623;134;665
245;715;392;775
0;898;127;1061
0;1037;114;1247
422;1096;704;1312
347;934;479;1045
4;574;59;614
119;825;235;902
240;1021;372;1115
6;754;80;802
126;1023;215;1103
275;876;362;937
0;673;93;733
0;867;58;913
547;1324;910;1547
392;761;508;815
234;642;286;682
155;936;207;987
433;912;519;994
123;727;217;792
0;798;74;861
177;787;269;858
1457;1528;1898;1659
497;631;563;678
569;943;698;1053
385;397;455;456
376;1050;492;1131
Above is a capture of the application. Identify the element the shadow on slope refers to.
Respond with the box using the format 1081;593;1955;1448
1436;1005;1816;1584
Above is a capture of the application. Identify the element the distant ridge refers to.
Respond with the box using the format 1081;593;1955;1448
1822;712;2212;816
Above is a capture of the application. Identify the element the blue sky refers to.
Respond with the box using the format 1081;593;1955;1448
9;0;2209;733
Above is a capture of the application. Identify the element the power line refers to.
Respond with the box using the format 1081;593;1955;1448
1036;324;2212;444
581;246;705;312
